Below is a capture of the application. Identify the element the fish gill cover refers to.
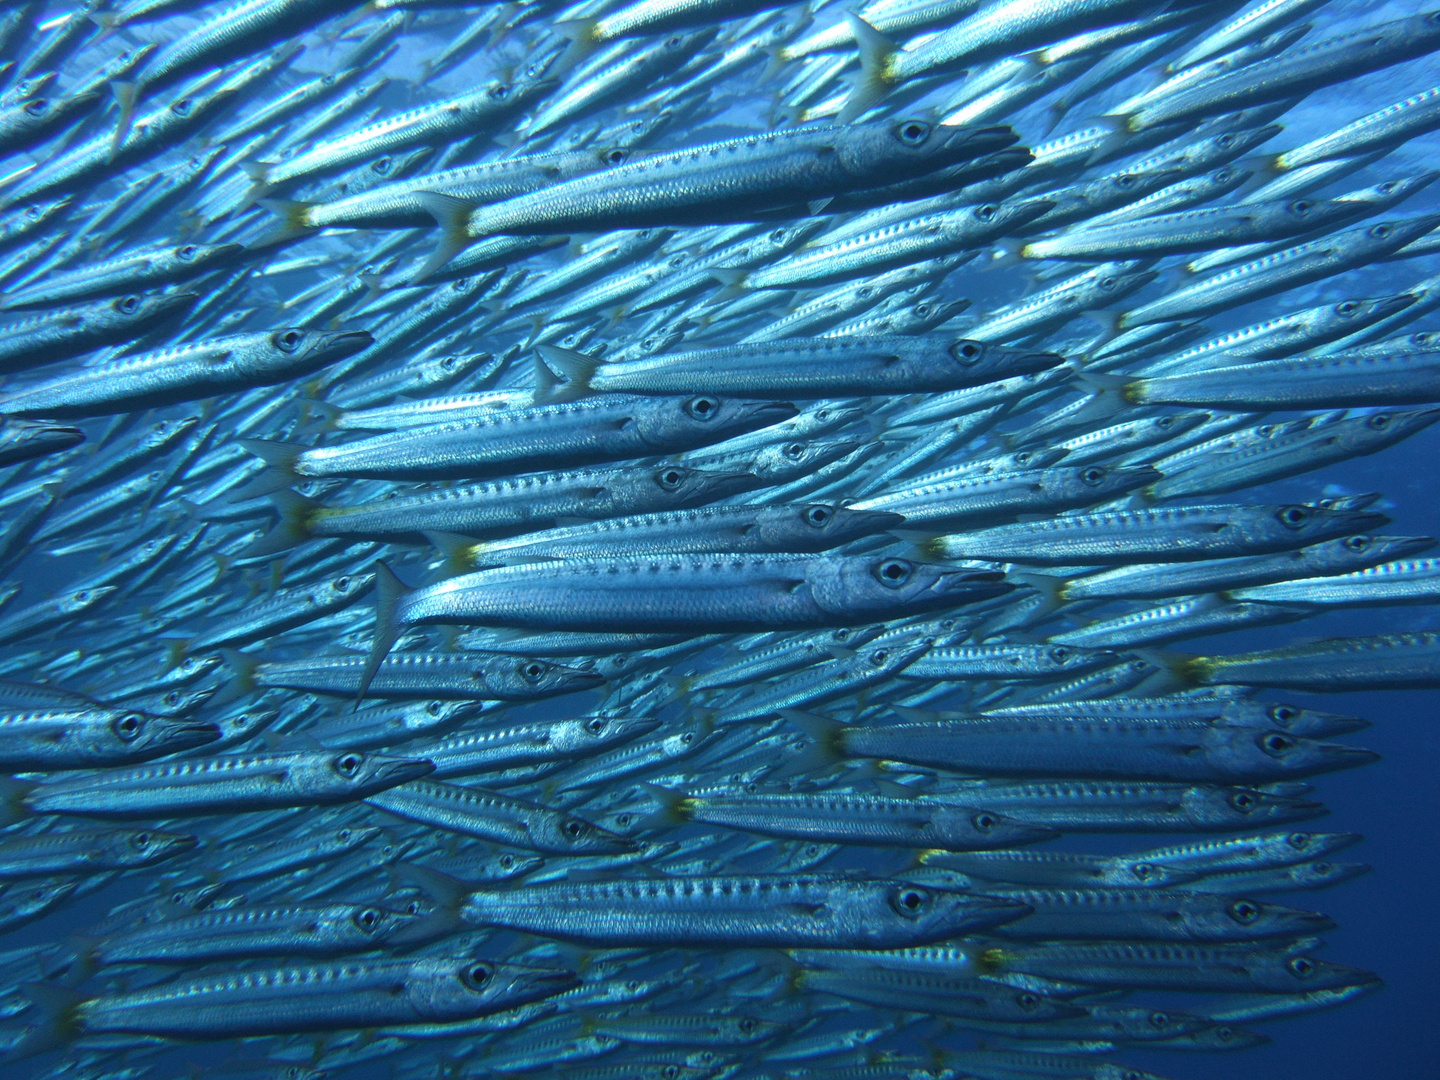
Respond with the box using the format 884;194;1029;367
0;0;1434;1077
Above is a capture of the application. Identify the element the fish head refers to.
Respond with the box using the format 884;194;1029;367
472;849;544;882
552;714;661;755
1254;953;1381;993
809;555;1008;620
646;464;756;504
325;750;435;796
538;809;638;855
1350;405;1440;446
1225;698;1370;738
1291;860;1370;888
934;805;1058;850
753;503;903;550
255;328;374;378
484;656;605;699
122;828;198;864
636;396;797;449
114;709;220;756
945;338;1065;384
1246;728;1380;777
320;570;373;604
3;418;83;456
420;958;576;1020
1181;785;1326;828
104;289;199;326
1167;1024;1272;1052
210;706;279;745
916;888;1033;939
1051;463;1161;501
0;877;76;921
1190;895;1335;939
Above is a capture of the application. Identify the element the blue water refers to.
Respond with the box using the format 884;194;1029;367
2;0;1439;1077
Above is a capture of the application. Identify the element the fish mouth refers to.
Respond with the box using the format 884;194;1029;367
557;666;608;689
848;508;907;533
946;123;1019;155
373;758;437;786
743;401;801;423
317;330;376;359
156;720;222;750
952;895;1032;931
935;569;1011;602
512;965;578;994
1018;350;1065;373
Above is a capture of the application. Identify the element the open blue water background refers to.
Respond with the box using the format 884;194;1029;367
4;0;1439;1076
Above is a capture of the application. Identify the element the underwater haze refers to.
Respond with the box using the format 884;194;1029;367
0;0;1436;1078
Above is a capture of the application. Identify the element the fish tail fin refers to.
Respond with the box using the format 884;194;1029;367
706;266;751;303
1094;111;1135;149
299;397;343;430
160;636;192;669
258;197;316;236
413;193;476;281
361;560;409;705
1009;571;1067;611
0;777;31;829
237;158;273;207
637;782;693;829
235;439;304;497
1137;648;1205;687
356;271;387;302
773;710;845;776
109;80;138;158
533;345;599;403
213;648;260;705
423;530;477;576
389;863;469;916
239;490;320;557
5;983;82;1060
551;18;600;72
839;15;898;123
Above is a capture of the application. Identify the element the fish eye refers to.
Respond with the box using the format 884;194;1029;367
1149;1011;1172;1030
338;828;352;841
113;713;143;740
1269;705;1300;724
685;396;719;420
889;886;929;916
1288;832;1312;849
897;120;931;144
130;832;151;850
334;753;364;777
784;442;805;460
976;203;997;221
490;83;511;99
463;962;492;989
870;649;888;664
176;244;197;261
874;558;912;587
273;330;304;352
951;340;982;363
663;1068;679;1080
1229;899;1261;923
605;148;628;165
116;295;141;314
1368;413;1392;429
1116;173;1135;187
172;98;192;115
666;34;681;45
616;812;633;826
440;356;457;369
1230;791;1258;811
1277;505;1311;529
770;228;787;242
1217;133;1235;147
499;854;515;868
971;812;997;831
914;302;931;317
1261;732;1295;755
815;408;830;421
657;467;686;489
563;820;586;838
1289;956;1317;978
586;717;606;734
1370;223;1392;239
521;662;546;682
804;504;832;527
335;576;351;590
1214;1026;1237;1043
1215;168;1233;182
354;907;382;932
1291;199;1313;213
1100;276;1117;289
1017;992;1040;1011
23;99;47;116
1132;862;1156;880
1081;467;1107;485
1048;646;1071;663
373;157;393;175
681;732;694;744
1337;301;1358;316
739;1017;756;1032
